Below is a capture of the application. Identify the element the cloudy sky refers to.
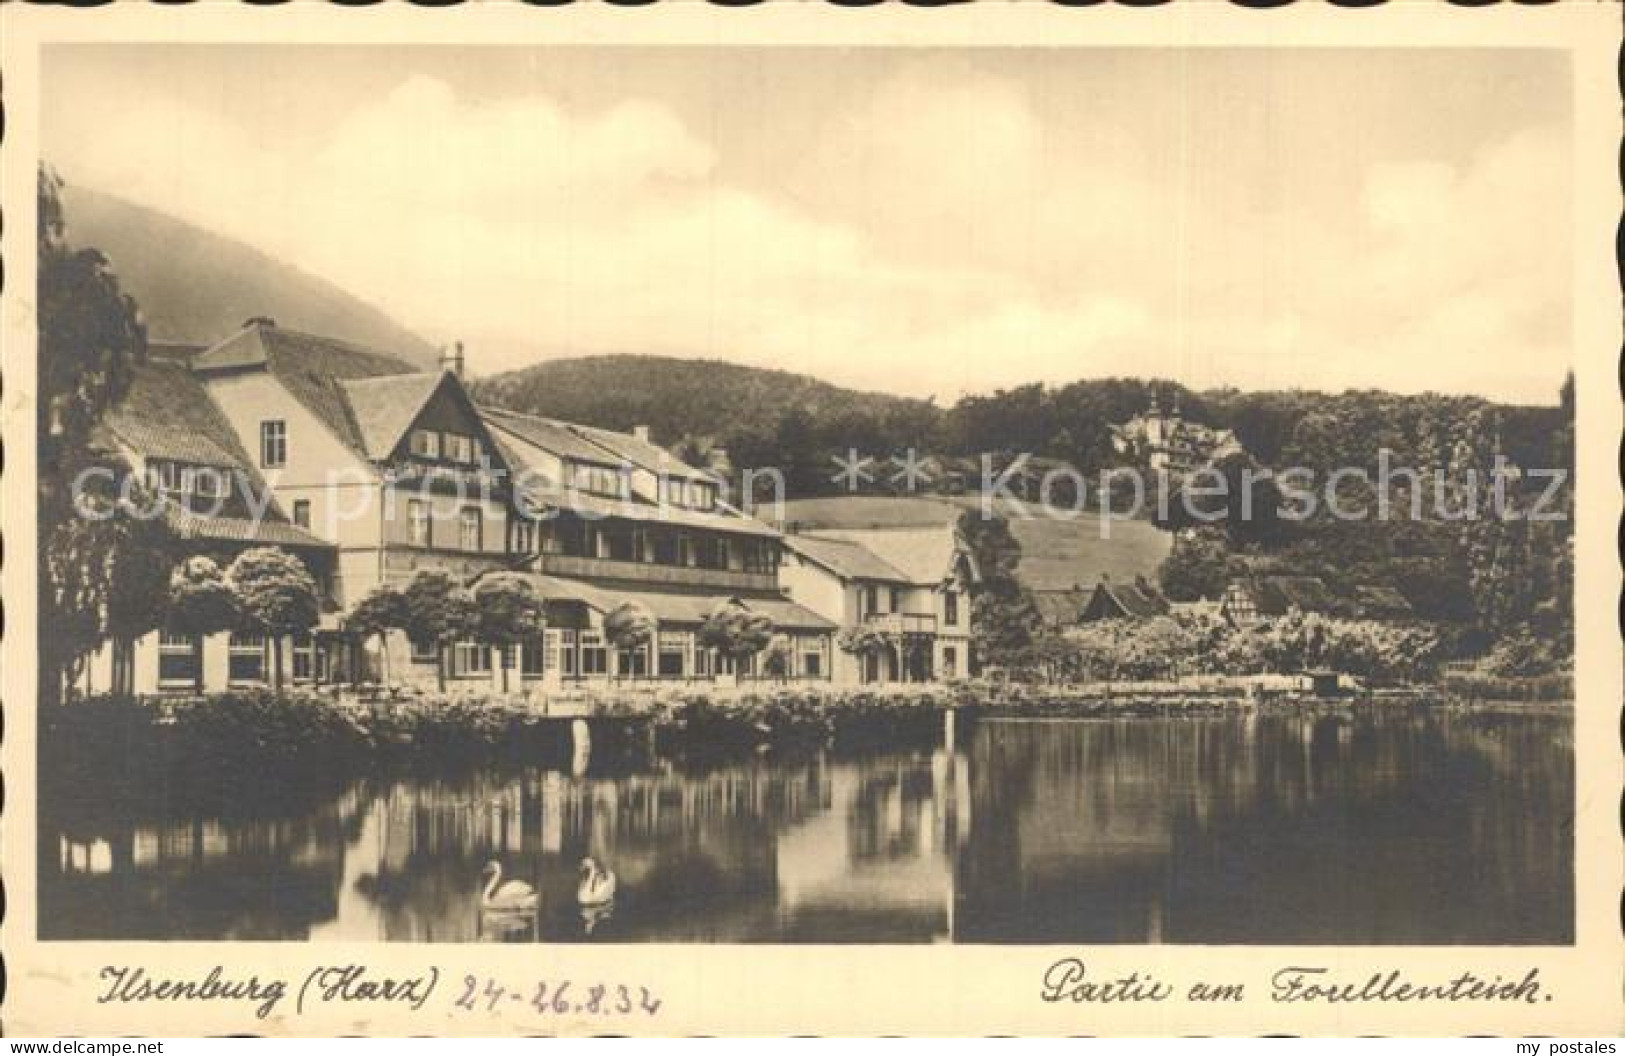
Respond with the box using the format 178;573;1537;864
43;45;1571;403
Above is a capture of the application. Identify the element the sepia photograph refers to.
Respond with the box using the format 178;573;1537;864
3;2;1618;1039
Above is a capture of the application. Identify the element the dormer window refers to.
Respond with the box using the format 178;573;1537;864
260;420;287;468
570;462;627;499
409;429;441;460
444;433;475;465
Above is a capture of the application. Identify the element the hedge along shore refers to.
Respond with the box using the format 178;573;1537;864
44;674;1572;777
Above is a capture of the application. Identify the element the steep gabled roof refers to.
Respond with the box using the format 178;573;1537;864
191;321;419;459
784;533;911;583
805;526;973;587
99;359;254;469
340;373;452;460
1089;580;1168;619
1032;588;1089;628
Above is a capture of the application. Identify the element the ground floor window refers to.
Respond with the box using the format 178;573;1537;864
410;637;438;664
942;646;959;678
452;641;491;678
800;636;829;679
292;634;316;683
692;646;712;678
617;644;649;678
579;631;608;676
229;633;266;684
658;631;687;677
158;631;199;688
520;639;545;677
551;630;578;678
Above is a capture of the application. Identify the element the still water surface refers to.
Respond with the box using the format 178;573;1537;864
43;709;1572;944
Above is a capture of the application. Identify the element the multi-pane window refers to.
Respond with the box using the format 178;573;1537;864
228;633;266;684
291;634;316;683
292;500;312;529
744;540;777;574
657;631;687;677
570;462;627;499
191;467;225;499
511;520;536;555
520;640;545;677
259;420;287;468
459;507;483;551
453;641;491;677
556;630;578;678
409;500;431;547
409;429;441;459
157;631;198;688
444;434;475;464
943;590;960;627
801;637;829;679
579;632;608;676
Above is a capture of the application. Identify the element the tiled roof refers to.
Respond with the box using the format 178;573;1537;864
1354;584;1414;617
480;406;625;466
784;534;911;583
169;510;333;550
100;359;254;469
1234;575;1340;616
1094;581;1168;619
803;526;971;587
192;321;419;459
340;373;446;459
511;574;834;631
1032;588;1089;627
570;423;716;483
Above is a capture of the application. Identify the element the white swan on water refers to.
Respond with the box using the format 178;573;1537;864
577;857;617;907
480;860;539;912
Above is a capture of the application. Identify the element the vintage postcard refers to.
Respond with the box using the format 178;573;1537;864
1;2;1619;1039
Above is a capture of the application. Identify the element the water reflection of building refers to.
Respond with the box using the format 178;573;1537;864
43;712;1573;945
774;752;969;942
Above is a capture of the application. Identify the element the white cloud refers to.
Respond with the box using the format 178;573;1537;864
44;64;1569;404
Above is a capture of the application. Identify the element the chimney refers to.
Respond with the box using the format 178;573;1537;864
243;316;276;330
440;341;466;379
632;425;651;442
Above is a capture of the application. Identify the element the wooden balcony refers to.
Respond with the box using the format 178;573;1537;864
864;613;939;636
536;552;779;593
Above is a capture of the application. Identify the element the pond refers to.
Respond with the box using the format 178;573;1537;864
40;708;1572;944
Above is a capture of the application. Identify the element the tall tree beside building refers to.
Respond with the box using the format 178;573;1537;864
37;165;173;704
227;547;321;691
167;556;241;694
400;570;477;692
472;576;548;692
957;510;1042;673
345;583;410;685
697;604;774;674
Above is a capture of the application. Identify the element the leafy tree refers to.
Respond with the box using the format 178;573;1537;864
761;633;797;681
1157;528;1232;601
36;166;159;703
400;570;477;692
958;511;1042;672
166;555;240;693
227;547;321;691
697;603;774;675
470;576;548;692
345;583;410;685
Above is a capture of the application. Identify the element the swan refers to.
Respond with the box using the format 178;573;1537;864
480;859;539;913
577;857;617;907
